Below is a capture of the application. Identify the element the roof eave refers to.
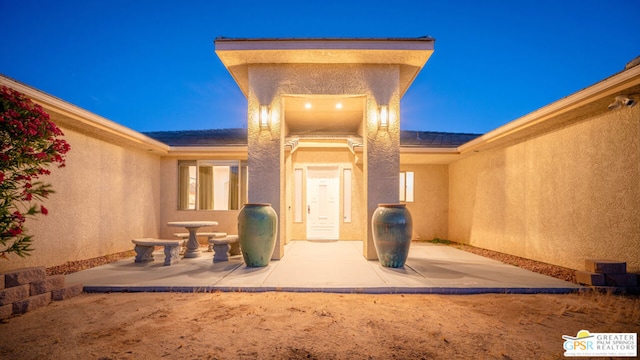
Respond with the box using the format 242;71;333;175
215;37;434;98
0;75;170;155
459;64;640;154
167;145;249;158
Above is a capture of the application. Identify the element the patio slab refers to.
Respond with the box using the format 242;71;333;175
65;242;582;294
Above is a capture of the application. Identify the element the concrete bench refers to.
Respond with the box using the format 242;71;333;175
132;238;185;266
174;232;227;252
208;235;239;262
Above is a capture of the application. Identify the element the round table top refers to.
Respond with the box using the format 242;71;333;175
167;221;218;228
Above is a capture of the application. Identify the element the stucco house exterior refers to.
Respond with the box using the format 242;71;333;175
1;37;638;273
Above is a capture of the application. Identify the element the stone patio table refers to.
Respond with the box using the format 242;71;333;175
167;221;218;258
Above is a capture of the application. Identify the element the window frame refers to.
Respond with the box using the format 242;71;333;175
178;159;247;211
399;171;414;203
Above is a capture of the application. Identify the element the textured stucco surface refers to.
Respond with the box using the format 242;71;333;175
247;64;402;259
158;158;240;241
0;126;162;272
401;164;449;241
364;70;401;259
449;105;640;272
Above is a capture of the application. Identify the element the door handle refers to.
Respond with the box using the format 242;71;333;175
307;205;310;214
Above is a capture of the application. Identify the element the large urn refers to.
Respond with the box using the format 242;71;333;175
371;204;413;268
237;203;278;267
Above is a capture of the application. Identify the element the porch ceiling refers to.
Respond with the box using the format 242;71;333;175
284;95;364;135
215;37;435;97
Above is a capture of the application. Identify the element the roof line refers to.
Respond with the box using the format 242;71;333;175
0;74;170;154
459;63;640;153
215;36;435;42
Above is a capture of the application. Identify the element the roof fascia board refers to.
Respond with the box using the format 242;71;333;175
215;38;434;51
167;146;249;157
400;147;460;154
215;37;434;98
459;65;640;154
170;146;461;156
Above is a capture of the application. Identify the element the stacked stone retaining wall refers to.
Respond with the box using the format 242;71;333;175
0;267;83;320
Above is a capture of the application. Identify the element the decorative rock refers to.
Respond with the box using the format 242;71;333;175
0;285;29;306
585;259;626;275
4;267;46;287
575;270;606;286
0;304;12;320
30;275;65;296
12;292;51;315
52;284;83;301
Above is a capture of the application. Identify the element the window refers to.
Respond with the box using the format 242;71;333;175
178;160;248;210
399;171;414;202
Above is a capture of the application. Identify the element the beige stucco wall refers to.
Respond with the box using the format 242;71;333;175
400;164;449;241
364;76;401;259
0;125;162;272
247;63;401;259
158;158;240;242
449;105;640;272
286;148;365;241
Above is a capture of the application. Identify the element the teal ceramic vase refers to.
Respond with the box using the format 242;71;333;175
238;203;278;267
372;204;413;268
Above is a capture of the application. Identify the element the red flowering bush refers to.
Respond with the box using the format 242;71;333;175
0;85;70;258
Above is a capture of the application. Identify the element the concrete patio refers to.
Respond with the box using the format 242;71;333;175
65;242;581;294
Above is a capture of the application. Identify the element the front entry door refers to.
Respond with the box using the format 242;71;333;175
306;166;339;240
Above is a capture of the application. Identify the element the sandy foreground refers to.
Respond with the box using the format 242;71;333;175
1;291;638;359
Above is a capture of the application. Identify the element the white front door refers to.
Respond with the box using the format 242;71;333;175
306;166;339;240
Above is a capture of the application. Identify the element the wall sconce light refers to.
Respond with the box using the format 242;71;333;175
379;105;389;129
607;95;637;110
260;105;270;128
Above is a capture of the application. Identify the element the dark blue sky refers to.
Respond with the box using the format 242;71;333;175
2;0;638;134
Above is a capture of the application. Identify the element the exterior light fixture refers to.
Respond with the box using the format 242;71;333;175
607;95;637;110
304;103;312;109
335;103;343;109
378;105;389;128
260;105;270;128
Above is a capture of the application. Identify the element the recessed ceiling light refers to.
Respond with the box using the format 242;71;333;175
305;103;312;109
335;103;343;109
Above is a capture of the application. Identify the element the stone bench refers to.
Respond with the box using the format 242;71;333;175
174;232;227;252
208;235;239;262
132;238;185;266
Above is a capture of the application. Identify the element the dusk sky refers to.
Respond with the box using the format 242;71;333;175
1;0;639;135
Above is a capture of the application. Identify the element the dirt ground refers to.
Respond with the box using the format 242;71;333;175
1;291;638;359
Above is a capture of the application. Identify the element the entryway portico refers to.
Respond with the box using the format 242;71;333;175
215;37;435;260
